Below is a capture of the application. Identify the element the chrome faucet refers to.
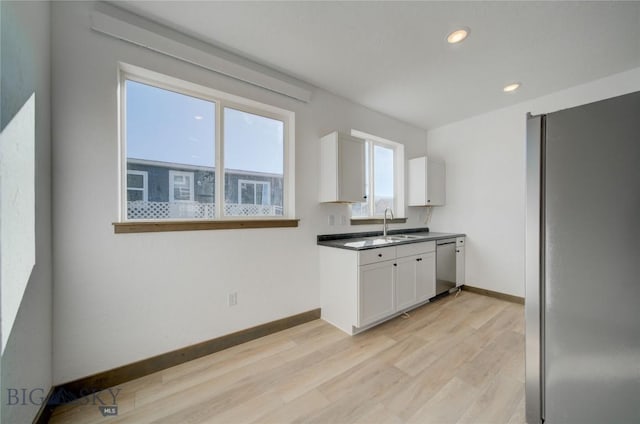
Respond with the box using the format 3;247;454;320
383;208;394;237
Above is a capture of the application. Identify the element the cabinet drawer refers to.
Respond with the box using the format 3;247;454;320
456;237;465;247
396;241;435;258
359;246;396;265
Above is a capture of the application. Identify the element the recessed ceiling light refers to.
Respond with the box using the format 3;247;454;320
447;28;469;44
194;115;203;120
503;83;521;93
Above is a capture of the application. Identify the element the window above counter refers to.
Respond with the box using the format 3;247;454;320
351;130;405;220
318;129;405;220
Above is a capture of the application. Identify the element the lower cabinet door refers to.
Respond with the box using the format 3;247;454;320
358;261;395;327
395;256;417;310
416;251;436;302
456;246;465;286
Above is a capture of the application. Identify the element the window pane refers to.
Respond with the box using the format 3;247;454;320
126;80;215;167
256;183;265;205
127;173;144;189
240;182;255;204
127;190;143;201
373;145;394;216
172;174;192;201
121;73;293;222
125;80;215;220
223;108;284;216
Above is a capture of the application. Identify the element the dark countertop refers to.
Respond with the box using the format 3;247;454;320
317;228;465;251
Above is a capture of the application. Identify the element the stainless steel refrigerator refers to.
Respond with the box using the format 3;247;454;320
526;91;640;423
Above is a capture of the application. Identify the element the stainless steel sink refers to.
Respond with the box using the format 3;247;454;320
385;234;425;241
344;238;395;248
343;234;426;248
370;238;397;245
368;234;425;243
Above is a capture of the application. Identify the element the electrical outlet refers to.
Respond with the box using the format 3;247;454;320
228;292;238;306
340;215;347;225
328;214;335;226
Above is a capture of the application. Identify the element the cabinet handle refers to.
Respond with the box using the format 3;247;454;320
363;195;368;199
456;249;460;253
416;258;422;262
378;253;382;257
427;200;431;203
393;263;397;267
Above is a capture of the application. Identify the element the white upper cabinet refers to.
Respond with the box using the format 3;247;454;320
319;132;366;203
408;156;445;206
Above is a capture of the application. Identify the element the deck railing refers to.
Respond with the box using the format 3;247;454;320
127;201;282;219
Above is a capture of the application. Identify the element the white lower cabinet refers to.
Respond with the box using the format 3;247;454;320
394;256;418;311
416;251;436;301
320;240;436;335
358;261;396;327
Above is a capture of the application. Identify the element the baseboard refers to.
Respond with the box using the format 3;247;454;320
47;308;320;414
462;285;524;304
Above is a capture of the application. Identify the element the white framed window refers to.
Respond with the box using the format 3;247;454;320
169;170;194;202
118;63;295;221
350;130;405;218
238;180;271;205
126;170;148;202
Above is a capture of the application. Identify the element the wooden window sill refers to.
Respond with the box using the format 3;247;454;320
350;217;407;225
113;219;299;234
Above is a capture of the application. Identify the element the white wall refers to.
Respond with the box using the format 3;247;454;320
1;93;36;353
51;2;427;384
427;67;640;297
1;1;53;422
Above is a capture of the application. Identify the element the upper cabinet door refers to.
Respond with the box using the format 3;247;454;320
426;159;445;206
408;156;445;206
319;132;366;203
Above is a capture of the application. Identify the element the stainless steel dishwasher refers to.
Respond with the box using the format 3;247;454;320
436;238;457;295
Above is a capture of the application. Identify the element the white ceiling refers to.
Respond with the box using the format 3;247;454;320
114;1;640;130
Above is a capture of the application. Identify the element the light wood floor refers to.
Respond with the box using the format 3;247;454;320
50;291;525;424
